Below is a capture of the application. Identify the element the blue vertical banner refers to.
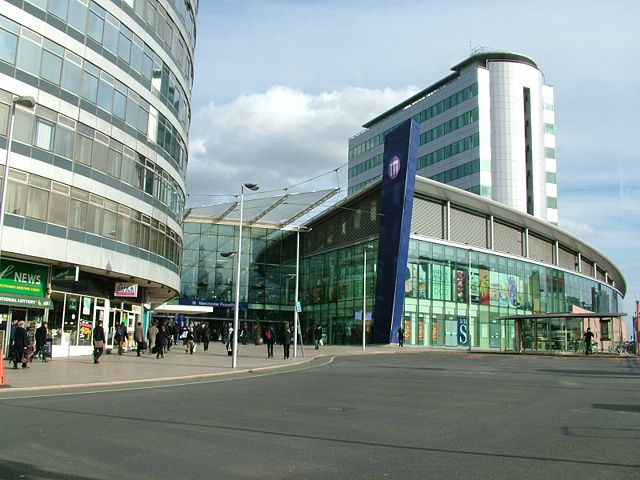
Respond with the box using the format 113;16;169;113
372;119;419;343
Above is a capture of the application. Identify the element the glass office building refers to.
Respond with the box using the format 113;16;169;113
180;177;626;352
348;51;559;224
0;0;196;356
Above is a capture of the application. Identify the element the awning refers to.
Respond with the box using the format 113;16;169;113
151;304;214;315
496;312;626;321
0;293;53;309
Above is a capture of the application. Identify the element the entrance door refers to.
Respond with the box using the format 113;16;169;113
489;321;500;348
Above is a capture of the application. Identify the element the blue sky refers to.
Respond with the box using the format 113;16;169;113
187;0;640;332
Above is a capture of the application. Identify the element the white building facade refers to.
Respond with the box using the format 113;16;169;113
348;51;558;224
0;0;197;356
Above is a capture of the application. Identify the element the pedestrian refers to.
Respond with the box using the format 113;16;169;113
314;325;322;350
202;323;210;351
240;322;248;345
93;320;106;364
147;321;158;355
7;318;17;360
265;324;275;358
397;326;405;347
156;325;168;358
114;321;125;354
12;320;29;369
134;321;145;356
186;327;195;354
282;326;292;359
32;321;48;362
583;327;594;354
226;322;234;356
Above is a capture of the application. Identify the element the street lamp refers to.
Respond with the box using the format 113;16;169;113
292;226;311;358
0;95;36;257
362;244;373;351
230;182;258;368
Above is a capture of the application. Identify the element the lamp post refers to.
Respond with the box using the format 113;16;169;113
230;182;259;368
362;244;373;351
0;95;36;257
292;226;311;358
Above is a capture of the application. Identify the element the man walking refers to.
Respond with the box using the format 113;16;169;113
147;321;158;355
583;327;594;354
93;320;105;364
134;321;145;356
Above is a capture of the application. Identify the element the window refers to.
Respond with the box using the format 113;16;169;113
74;128;93;165
102;14;119;54
54;124;75;159
68;0;88;33
41;48;63;84
26;175;50;221
61;52;82;93
0;27;18;65
97;75;113;112
12;108;34;145
47;0;69;20
69;189;88;230
81;70;98;103
49;183;70;226
16;34;42;75
87;6;104;43
34;118;54;150
6;171;27;215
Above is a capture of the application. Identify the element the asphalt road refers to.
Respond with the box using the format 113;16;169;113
0;351;638;479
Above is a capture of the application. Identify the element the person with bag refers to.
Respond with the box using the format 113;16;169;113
155;325;168;359
186;327;195;354
282;326;292;359
93;320;106;364
114;321;125;355
147;321;158;355
32;321;48;362
134;321;146;356
12;320;29;369
265;325;275;358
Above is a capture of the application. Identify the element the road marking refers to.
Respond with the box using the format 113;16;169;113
0;356;336;401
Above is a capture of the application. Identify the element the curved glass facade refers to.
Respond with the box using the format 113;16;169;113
0;0;196;356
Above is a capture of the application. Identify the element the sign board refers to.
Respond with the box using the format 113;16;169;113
0;259;48;297
52;266;79;281
114;282;139;298
296;301;302;313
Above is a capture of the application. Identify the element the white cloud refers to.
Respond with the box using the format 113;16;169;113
187;85;419;204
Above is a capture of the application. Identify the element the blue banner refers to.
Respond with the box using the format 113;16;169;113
372;119;419;343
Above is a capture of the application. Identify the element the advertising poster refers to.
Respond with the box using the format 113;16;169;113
455;269;466;302
479;269;490;305
418;318;424;343
470;267;480;303
508;275;518;307
404;317;412;344
498;273;509;306
418;264;427;299
490;271;500;305
457;316;469;346
431;320;438;342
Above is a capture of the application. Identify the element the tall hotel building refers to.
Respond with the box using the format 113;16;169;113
0;0;197;356
348;52;558;224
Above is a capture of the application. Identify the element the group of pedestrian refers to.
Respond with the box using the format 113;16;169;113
7;319;50;369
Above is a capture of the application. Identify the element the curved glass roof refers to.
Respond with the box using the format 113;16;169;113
185;189;340;228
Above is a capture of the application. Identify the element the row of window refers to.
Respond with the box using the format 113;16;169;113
348;83;479;160
23;0;194;91
417;133;480;169
0;17;188;174
427;159;480;184
301;240;617;316
0;10;190;136
348;152;382;179
419;107;479;145
2;166;182;265
0;90;185;218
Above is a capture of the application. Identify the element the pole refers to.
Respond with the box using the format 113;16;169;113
293;229;300;357
0;102;17;255
467;248;472;352
231;186;245;368
362;246;367;351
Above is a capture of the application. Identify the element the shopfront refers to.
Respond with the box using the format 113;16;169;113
0;259;52;356
48;274;145;357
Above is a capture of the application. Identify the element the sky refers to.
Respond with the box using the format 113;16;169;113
186;0;640;333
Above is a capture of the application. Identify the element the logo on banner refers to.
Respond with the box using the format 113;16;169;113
388;155;401;180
